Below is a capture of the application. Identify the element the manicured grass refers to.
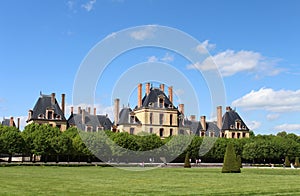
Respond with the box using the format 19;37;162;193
0;166;299;195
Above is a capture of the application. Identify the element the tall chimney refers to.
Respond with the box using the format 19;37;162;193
168;86;173;103
87;107;91;114
17;118;20;130
138;83;142;108
78;106;81;114
160;84;165;92
190;115;196;121
146;83;150;96
51;93;55;105
82;109;86;124
9;117;14;127
200;116;206;131
71;106;74;114
61;94;65;115
217;106;222;129
179;104;184;115
114;98;120;126
94;107;97;115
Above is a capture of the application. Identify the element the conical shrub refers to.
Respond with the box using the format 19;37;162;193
222;143;241;173
294;157;299;168
184;152;191;168
284;156;290;167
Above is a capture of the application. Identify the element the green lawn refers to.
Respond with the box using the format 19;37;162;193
0;166;299;195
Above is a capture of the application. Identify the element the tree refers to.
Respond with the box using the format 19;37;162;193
284;156;290;167
294;157;300;168
222;143;241;173
184;152;191;168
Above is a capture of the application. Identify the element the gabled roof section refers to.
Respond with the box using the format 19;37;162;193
118;107;141;125
29;94;66;121
221;108;249;131
140;88;174;109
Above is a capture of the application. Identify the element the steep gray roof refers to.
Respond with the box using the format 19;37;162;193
179;118;220;136
139;88;175;109
221;109;249;131
68;112;113;131
118;107;141;125
206;122;220;137
28;94;66;121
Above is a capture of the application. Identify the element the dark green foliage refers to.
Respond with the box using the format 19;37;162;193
236;155;242;168
222;143;241;173
184;152;191;168
284;156;290;167
294;157;300;168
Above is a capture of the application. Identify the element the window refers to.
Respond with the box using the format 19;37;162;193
169;129;173;136
170;114;173;126
209;131;214;137
38;114;44;119
243;132;246;138
150;113;153;125
47;110;53;119
130;115;135;123
149;128;153;134
86;126;93;132
201;131;205;137
130;128;134;135
159;114;164;125
159;98;164;108
159;128;164;137
237;132;241;138
232;132;235;138
235;120;241;129
97;127;104;132
56;114;61;120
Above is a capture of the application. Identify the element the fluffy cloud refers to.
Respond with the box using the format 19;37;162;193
188;40;281;77
232;88;300;112
147;56;158;63
130;25;156;41
246;121;261;130
196;40;216;54
82;0;97;12
274;124;300;132
161;53;174;62
266;113;280;121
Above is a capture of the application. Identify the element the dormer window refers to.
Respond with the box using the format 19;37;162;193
86;125;93;132
38;114;45;119
55;114;61;120
149;102;154;107
235;120;241;129
158;95;165;108
130;115;135;123
46;109;54;119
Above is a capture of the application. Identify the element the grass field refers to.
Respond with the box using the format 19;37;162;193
0;166;299;195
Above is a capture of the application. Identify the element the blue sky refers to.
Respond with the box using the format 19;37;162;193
1;0;300;135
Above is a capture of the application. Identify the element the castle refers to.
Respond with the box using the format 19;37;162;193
21;83;250;138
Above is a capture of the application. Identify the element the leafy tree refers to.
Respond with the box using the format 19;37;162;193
222;143;240;173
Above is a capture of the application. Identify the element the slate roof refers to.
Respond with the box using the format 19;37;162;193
206;122;220;137
179;118;220;136
1;118;15;127
140;88;175;109
28;94;66;121
68;111;113;131
118;107;141;125
221;109;249;131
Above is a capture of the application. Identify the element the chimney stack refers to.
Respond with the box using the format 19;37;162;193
190;115;196;121
71;106;74;114
146;83;150;96
78;106;82;114
82;109;86;124
51;93;55;105
17;118;20;130
87;107;91;114
114;98;120;126
200;116;206;131
94;108;97;115
61;94;65;115
138;83;142;108
9;117;14;127
160;84;165;92
179;104;184;115
217;106;222;129
226;106;232;112
168;86;173;103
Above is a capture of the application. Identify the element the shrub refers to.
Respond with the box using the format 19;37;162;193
236;155;242;168
284;156;290;167
184;152;191;168
294;157;299;168
222;143;241;173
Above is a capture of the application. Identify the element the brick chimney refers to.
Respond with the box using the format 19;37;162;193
87;107;91;114
179;104;184;115
200;116;206;131
94;107;97;115
17;118;20;130
168;86;173;103
9;117;14;127
70;106;74;114
217;106;222;130
51;93;55;105
226;106;232;112
82;109;86;124
114;98;120;126
138;83;142;108
160;84;165;92
78;106;81;114
146;82;150;96
61;94;65;115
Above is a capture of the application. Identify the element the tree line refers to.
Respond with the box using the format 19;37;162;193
0;123;299;164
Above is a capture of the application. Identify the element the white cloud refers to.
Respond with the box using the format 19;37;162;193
106;32;117;39
161;53;174;62
130;25;156;41
188;49;281;77
266;113;280;121
147;56;158;63
247;121;261;130
67;0;75;10
196;40;216;54
81;0;96;12
274;124;300;132
232;88;300;112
